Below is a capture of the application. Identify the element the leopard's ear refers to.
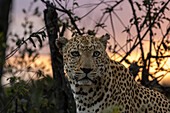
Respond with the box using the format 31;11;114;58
55;37;68;54
99;33;110;49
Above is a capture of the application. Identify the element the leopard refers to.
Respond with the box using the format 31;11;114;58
56;34;170;113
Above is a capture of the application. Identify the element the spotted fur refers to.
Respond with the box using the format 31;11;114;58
56;35;170;113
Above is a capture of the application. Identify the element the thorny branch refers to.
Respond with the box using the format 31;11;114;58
120;0;170;63
147;1;152;73
80;0;104;19
41;0;82;35
128;0;145;62
128;0;149;85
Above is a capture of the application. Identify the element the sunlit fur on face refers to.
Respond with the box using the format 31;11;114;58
63;36;108;86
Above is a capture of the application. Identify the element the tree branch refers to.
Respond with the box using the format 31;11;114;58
128;0;145;62
54;0;82;35
147;1;153;72
41;0;82;35
151;55;170;58
104;0;124;13
120;0;170;63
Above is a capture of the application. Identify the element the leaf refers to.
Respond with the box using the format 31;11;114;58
22;9;26;13
24;30;27;35
113;45;117;50
153;8;158;11
21;37;27;44
36;35;43;48
122;27;130;33
11;38;16;42
14;33;19;38
73;2;79;7
129;18;133;23
135;2;142;11
166;40;169;44
41;31;46;41
127;39;133;42
29;37;36;48
31;33;43;48
95;23;107;28
27;48;34;57
21;23;26;28
160;51;163;56
165;7;169;11
16;39;21;47
27;66;31;71
8;76;17;84
74;16;81;21
32;53;39;61
108;45;112;51
167;47;170;50
33;7;39;15
29;24;33;29
125;59;131;64
36;70;44;77
87;30;96;36
156;22;161;29
161;1;165;5
162;17;170;21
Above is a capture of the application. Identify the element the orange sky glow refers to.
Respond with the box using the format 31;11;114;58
3;51;169;87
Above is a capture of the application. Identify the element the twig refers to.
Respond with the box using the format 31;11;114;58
109;12;116;47
156;27;170;56
95;13;106;33
147;1;153;72
104;0;124;13
128;0;145;63
54;0;82;35
5;27;46;60
151;55;170;58
41;0;82;35
89;15;126;53
112;11;126;28
80;0;104;19
41;0;65;12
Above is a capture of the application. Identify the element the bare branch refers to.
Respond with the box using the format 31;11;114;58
120;0;170;63
128;0;145;62
147;1;153;72
104;0;124;13
109;12;116;47
151;55;170;58
80;0;104;19
54;0;82;35
41;0;82;35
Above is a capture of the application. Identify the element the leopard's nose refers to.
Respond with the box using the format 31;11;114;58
80;68;93;74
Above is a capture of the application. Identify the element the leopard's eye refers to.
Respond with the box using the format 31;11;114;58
93;51;101;57
71;51;80;57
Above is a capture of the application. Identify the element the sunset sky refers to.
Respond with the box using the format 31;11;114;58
3;0;170;86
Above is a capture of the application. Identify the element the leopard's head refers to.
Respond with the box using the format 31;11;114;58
56;34;110;86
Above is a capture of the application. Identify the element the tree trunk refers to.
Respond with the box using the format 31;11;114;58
0;0;12;84
0;0;12;110
44;6;76;113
